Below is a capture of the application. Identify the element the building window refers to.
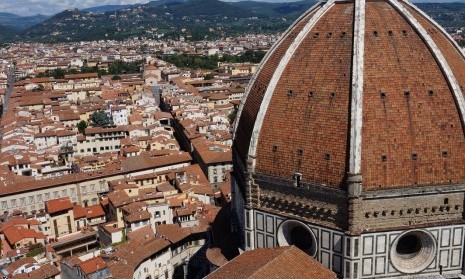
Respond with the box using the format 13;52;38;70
45;193;50;200
20;198;25;206
81;186;87;194
346;238;351;257
62;190;67;197
54;191;59;198
37;195;42;203
70;188;76;197
90;184;95;192
28;196;34;205
1;201;7;209
11;199;16;208
246;232;251;248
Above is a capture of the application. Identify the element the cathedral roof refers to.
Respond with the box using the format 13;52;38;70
234;0;465;190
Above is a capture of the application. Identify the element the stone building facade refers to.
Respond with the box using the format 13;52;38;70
231;0;465;278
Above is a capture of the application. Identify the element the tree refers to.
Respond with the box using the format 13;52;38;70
91;111;112;127
98;68;108;78
77;120;88;134
50;68;66;79
108;60;143;75
228;109;237;124
112;75;122;80
204;73;214;80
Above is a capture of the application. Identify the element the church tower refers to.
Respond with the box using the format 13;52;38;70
231;0;465;277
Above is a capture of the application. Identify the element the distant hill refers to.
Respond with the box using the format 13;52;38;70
0;24;19;42
0;13;49;30
82;4;136;13
152;0;255;17
3;0;465;43
230;0;313;17
416;2;465;27
18;0;303;42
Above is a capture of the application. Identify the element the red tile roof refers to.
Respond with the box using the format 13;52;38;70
73;204;105;220
78;257;107;275
5;257;37;275
45;197;73;214
12;263;60;279
205;246;337;279
191;138;231;165
3;226;45;245
0;216;39;233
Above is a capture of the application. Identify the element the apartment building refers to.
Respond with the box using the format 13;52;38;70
45;197;77;238
76;126;127;156
0;152;192;215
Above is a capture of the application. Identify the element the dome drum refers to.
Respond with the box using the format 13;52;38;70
390;230;437;274
277;220;318;257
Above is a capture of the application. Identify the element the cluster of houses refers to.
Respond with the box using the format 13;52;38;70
0;32;262;278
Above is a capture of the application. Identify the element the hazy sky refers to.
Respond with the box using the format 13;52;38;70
0;0;456;16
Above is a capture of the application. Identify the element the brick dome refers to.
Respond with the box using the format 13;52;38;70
233;0;465;190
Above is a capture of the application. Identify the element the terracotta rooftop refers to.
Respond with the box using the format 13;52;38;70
45;197;73;214
205;246;337;279
4;257;37;275
78;257;107;275
100;221;123;234
11;264;60;279
3;226;45;245
0;153;191;198
191;138;231;165
73;204;105;220
107;236;171;278
64;73;98;80
121;152;192;173
0;216;39;233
